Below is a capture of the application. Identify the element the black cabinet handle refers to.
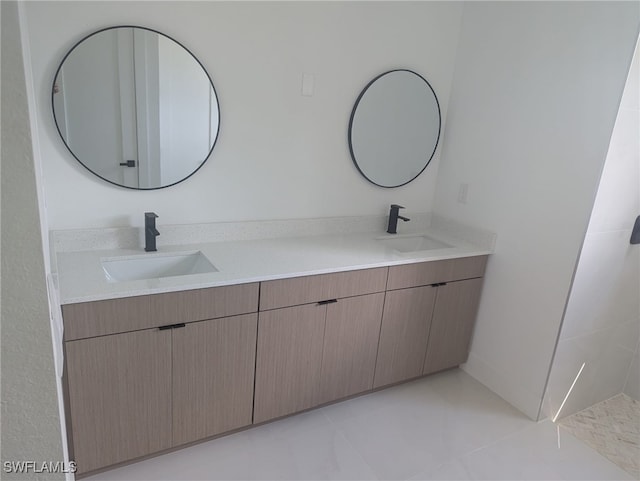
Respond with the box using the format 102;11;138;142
317;299;338;306
119;160;136;167
158;323;186;330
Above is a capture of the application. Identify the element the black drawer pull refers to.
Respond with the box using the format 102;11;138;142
158;323;186;330
317;299;338;306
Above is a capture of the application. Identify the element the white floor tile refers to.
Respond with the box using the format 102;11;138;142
84;369;634;481
455;420;634;481
408;458;474;481
329;372;532;480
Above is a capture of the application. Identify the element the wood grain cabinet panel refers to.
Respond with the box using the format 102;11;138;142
319;293;385;404
387;256;487;290
65;329;172;474
373;285;437;388
62;295;151;341
172;314;257;446
254;304;326;423
62;283;259;341
150;283;258;325
423;278;484;375
259;268;387;310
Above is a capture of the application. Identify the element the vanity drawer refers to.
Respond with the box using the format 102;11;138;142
259;268;388;310
149;283;259;326
63;283;259;340
387;256;487;290
63;296;151;341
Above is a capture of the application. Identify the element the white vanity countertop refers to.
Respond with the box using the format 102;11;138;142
55;223;494;304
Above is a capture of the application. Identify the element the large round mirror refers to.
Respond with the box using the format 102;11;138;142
348;69;440;188
52;26;219;190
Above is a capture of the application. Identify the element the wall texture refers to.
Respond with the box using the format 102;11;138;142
22;0;463;230
433;1;640;419
543;45;640;415
1;1;65;478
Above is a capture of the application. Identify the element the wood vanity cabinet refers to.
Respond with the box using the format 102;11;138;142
374;256;487;388
61;255;489;475
254;268;387;423
62;283;259;475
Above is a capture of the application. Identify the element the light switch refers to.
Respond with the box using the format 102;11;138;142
302;73;314;96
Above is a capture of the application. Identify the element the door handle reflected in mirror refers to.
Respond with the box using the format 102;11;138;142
119;160;136;167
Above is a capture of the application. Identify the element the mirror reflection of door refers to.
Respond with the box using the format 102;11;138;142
155;33;216;188
53;27;218;189
56;28;137;187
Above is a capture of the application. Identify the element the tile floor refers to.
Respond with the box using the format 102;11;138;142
85;369;634;481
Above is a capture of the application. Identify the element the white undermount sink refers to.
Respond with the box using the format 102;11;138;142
378;234;453;253
102;251;218;283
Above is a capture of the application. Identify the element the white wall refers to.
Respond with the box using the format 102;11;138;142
22;1;463;230
1;1;65;477
544;42;639;416
434;1;639;419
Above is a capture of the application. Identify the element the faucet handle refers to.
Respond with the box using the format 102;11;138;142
390;204;405;210
145;212;158;219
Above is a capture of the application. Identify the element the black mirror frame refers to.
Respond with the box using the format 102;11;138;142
51;25;220;191
348;69;441;189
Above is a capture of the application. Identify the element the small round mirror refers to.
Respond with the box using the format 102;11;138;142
348;69;441;188
52;26;219;190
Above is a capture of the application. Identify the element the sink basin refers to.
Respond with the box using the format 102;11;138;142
102;251;218;282
378;234;453;253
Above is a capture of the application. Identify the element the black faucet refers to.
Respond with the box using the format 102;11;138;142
387;204;410;234
144;212;160;252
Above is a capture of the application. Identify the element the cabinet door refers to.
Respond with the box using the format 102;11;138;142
319;293;385;404
373;285;437;388
65;329;172;474
254;304;326;423
172;313;257;446
423;278;483;375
